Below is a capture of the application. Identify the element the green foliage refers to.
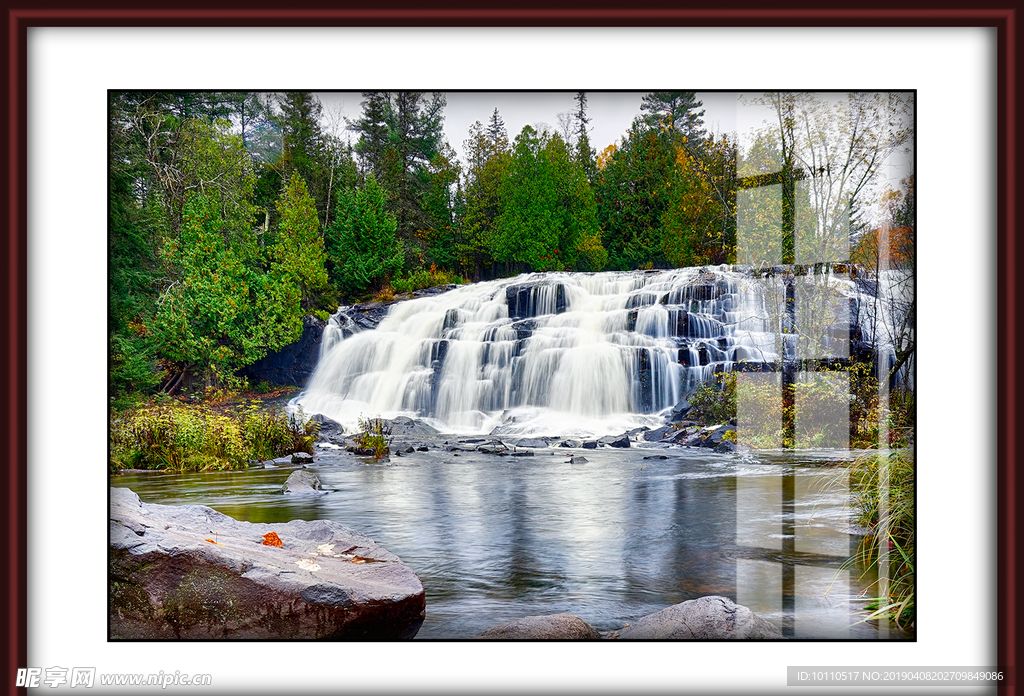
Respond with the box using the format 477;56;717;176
689;371;737;426
327;174;404;298
151;194;303;384
109;399;314;472
391;266;466;294
492;126;605;273
356;416;393;460
594;119;676;270
273;171;329;307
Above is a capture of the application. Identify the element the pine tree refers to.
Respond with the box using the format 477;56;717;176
640;92;705;142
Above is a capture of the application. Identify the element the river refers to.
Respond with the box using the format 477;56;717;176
111;442;904;640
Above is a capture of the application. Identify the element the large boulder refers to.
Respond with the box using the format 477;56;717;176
282;469;322;495
109;487;425;640
239;315;325;388
616;596;783;639
477;613;601;639
387;416;439;438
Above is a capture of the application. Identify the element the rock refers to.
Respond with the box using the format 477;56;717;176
616;596;783;640
240;315;324;387
291;451;314;464
581;441;598;450
715;440;737;453
387;417;439;437
310;414;344;442
510;451;534;457
626;426;650;438
598;434;630;448
476;441;508;455
643;425;678;442
568;456;588;464
514;438;548;449
559;439;583;448
703;424;736;448
109;487;425;639
477;613;601;640
282;470;323;495
643;455;668;460
416;446;429;452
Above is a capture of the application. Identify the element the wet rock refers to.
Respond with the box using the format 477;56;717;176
510;451;534;457
616;596;783;640
310;414;344;442
598;434;631;448
387;417;439;437
644;425;678;442
416;446;429;452
626;427;650;439
239;315;324;387
476;441;509;455
643;455;668;460
559;439;583;448
581;441;599;450
282;470;323;495
291;451;314;464
477;613;601;639
715;440;738;453
514;438;548;449
568;456;588;464
109;487;425;639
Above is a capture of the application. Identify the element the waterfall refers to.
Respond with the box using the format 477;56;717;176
294;266;878;437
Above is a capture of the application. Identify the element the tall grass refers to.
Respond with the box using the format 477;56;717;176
841;448;916;631
109;399;317;473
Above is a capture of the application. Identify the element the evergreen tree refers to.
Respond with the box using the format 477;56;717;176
274;172;329;308
327;174;404;298
574;92;597;183
640;92;705;143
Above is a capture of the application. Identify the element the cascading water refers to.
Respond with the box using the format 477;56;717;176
293;266;880;437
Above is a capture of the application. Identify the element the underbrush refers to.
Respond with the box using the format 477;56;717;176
390;266;466;295
823;448;915;632
109;397;317;473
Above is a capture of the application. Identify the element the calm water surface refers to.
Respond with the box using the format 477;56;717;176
112;443;900;639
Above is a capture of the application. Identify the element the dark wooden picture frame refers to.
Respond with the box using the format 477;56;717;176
3;5;1018;694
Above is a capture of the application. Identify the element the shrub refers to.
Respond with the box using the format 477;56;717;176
355;416;392;460
689;371;737;426
391;265;467;295
109;399;316;472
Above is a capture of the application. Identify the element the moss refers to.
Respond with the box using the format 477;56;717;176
165;567;247;632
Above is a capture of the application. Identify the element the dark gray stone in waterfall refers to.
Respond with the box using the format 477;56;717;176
386;416;439;437
581;440;599;449
559;439;583;448
514;438;548;449
702;424;736;448
615;596;783;640
476;613;601;640
282;469;323;495
310;414;344;443
505;281;567;319
239;315;324;387
715;440;738;453
568;456;588;464
291;451;314;464
109;487;425;640
644;425;679;442
598;434;631;448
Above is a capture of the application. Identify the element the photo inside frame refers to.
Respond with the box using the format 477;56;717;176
108;90;916;642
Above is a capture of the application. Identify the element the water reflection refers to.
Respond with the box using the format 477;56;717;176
111;447;902;639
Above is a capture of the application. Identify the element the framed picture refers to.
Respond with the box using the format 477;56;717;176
7;9;1015;695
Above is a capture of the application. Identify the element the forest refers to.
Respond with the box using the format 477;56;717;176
109;90;914;405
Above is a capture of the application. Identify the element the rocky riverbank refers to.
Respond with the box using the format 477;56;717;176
110;487;426;639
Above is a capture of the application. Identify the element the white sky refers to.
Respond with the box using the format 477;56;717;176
316;90;747;165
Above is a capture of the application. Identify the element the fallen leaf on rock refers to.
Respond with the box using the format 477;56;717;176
295;558;321;572
262;532;283;547
204;538;222;545
317;543;335;555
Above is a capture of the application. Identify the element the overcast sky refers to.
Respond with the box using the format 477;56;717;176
316;91;750;166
